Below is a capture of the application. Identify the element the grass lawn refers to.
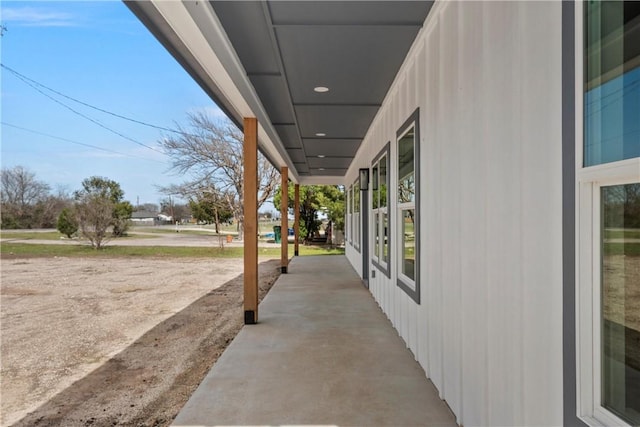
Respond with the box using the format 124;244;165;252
131;228;223;236
0;242;344;258
0;231;66;240
604;229;640;240
603;242;640;256
1;231;158;241
131;222;280;236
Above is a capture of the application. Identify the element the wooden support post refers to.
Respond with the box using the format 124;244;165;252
294;184;300;257
281;167;288;273
243;118;258;325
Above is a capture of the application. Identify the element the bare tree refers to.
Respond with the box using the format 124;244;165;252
38;186;74;229
1;165;51;210
1;166;51;228
75;194;114;249
159;113;278;239
160;197;190;222
74;177;132;249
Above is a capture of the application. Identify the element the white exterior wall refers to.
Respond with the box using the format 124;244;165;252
345;2;564;425
345;237;362;277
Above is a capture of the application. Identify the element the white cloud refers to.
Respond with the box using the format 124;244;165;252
67;151;126;160
2;7;77;27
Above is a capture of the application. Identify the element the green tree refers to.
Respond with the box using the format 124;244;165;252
74;177;132;249
273;184;344;243
57;207;78;238
112;201;133;237
317;185;345;232
188;190;233;232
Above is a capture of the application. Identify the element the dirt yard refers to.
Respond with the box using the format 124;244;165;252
0;256;280;427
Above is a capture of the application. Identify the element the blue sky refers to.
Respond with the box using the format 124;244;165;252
1;1;225;205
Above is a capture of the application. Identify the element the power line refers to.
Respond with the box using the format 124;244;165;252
1;122;167;164
2;64;166;155
1;63;200;138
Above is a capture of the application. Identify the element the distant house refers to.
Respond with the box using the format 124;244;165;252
131;211;159;226
131;211;175;225
157;213;173;222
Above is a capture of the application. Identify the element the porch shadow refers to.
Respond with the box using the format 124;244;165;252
12;259;281;427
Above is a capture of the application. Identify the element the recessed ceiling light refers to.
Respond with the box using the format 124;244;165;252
315;133;326;137
314;86;329;93
317;155;326;158
318;168;326;171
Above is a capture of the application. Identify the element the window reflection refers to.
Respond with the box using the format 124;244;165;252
374;212;380;258
398;129;415;203
380;158;387;208
383;212;389;263
584;1;640;166
601;183;640;425
372;151;389;270
372;165;379;209
402;209;415;280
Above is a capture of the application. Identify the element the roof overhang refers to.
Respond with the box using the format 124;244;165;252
125;1;434;185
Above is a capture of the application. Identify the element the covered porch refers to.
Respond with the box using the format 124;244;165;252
172;255;455;426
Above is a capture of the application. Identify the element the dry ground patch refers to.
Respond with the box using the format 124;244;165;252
1;256;280;426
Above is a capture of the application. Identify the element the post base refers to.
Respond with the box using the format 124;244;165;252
244;310;257;324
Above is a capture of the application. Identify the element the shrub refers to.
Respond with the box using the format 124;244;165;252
57;208;78;238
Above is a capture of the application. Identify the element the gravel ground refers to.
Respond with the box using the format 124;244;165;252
1;256;280;427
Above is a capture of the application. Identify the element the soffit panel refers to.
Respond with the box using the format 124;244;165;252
273;124;302;149
307;157;353;169
288;148;307;163
303;138;361;157
249;75;296;124
309;168;347;176
294;162;310;174
208;0;433;180
268;1;433;25
210;1;280;75
295;105;379;139
276;25;421;105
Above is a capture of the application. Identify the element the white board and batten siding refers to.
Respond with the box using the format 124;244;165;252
345;2;563;426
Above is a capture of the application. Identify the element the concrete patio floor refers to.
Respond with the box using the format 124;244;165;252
172;255;457;427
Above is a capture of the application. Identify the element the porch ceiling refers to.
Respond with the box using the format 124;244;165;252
125;1;433;184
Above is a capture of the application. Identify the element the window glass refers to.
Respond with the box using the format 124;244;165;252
401;209;415;280
601;183;640;425
380;155;387;208
383;212;389;263
584;1;640;166
354;182;360;213
372;164;379;209
398;128;415;203
372;149;390;273
347;186;352;243
344;188;351;239
354;181;360;249
374;212;380;258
